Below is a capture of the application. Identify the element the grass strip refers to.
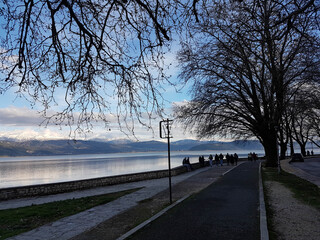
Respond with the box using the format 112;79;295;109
0;188;141;240
262;167;320;210
262;166;320;240
75;195;173;240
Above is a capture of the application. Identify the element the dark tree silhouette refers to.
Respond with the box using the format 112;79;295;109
175;0;320;167
0;0;190;136
287;85;320;156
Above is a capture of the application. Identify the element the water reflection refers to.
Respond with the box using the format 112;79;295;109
0;150;265;188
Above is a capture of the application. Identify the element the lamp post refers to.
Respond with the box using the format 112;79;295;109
160;119;173;204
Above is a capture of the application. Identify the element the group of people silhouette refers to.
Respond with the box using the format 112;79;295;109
182;157;193;171
206;153;239;167
247;152;258;161
183;153;240;171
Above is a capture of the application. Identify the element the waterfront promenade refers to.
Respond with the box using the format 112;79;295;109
127;162;261;240
5;163;237;240
4;157;319;240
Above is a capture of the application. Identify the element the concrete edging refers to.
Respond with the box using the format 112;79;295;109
0;165;194;201
259;162;269;240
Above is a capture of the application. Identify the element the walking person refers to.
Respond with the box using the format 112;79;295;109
252;152;257;162
183;157;191;171
187;157;193;170
219;153;224;166
234;153;238;165
209;154;213;167
230;154;234;165
226;153;230;166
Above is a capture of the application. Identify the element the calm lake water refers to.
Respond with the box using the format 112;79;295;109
0;150;264;188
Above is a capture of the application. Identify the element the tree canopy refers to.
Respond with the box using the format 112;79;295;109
0;0;192;135
175;0;320;166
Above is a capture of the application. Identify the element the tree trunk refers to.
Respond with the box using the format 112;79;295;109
300;144;307;156
262;133;278;167
280;142;287;160
278;124;287;159
290;135;294;156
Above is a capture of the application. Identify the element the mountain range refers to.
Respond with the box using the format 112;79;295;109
0;139;264;157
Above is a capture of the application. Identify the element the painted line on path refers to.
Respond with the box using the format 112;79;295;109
116;194;191;240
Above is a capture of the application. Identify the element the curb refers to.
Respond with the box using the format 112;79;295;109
259;162;269;240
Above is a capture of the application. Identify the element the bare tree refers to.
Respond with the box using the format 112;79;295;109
0;0;194;137
175;0;320;167
288;85;320;155
308;114;320;148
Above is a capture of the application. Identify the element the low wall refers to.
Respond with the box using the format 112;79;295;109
0;162;204;201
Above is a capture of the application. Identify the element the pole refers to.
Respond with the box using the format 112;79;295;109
275;126;281;174
277;140;280;174
167;119;172;204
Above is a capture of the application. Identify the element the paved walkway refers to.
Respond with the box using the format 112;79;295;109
5;164;236;240
4;156;318;240
127;162;260;240
281;157;320;187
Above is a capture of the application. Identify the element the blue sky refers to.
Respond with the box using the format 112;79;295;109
0;56;196;142
0;2;197;142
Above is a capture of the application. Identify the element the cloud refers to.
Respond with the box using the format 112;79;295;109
171;100;190;107
0;106;44;126
0;103;198;141
0;47;19;68
0;128;68;141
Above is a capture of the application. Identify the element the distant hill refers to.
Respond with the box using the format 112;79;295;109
189;140;264;151
0;139;263;157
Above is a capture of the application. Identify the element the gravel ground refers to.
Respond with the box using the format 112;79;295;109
264;181;320;240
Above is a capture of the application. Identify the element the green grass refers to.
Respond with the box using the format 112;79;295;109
262;166;320;240
0;188;141;240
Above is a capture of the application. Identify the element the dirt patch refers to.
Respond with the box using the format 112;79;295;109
264;181;320;240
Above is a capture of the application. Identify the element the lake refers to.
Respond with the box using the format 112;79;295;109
0;150;264;188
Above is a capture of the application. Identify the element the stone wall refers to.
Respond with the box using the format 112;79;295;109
0;162;203;201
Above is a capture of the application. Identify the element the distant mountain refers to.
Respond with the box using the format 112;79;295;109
0;139;263;157
171;139;217;151
189;140;263;151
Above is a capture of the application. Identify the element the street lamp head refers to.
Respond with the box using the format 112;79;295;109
159;119;173;139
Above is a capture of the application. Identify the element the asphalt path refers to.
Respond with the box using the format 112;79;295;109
291;157;320;177
128;162;260;240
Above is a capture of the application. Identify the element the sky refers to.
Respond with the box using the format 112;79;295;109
0;52;197;142
0;1;195;142
0;89;197;142
0;2;214;143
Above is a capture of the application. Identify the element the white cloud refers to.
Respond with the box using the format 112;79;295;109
0;101;198;141
0;106;44;126
0;47;19;68
0;128;67;141
171;100;190;107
